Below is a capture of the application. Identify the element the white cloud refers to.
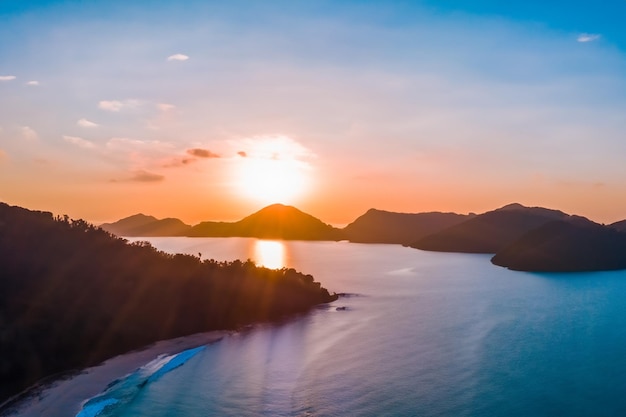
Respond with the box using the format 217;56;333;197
167;53;189;61
77;118;99;128
20;126;38;141
109;137;169;149
63;135;96;149
26;80;39;86
98;99;142;112
157;103;176;111
0;75;16;81
98;100;124;112
577;33;601;43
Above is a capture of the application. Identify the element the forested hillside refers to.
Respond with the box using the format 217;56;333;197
0;203;336;403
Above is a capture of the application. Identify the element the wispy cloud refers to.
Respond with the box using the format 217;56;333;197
105;137;177;170
187;148;220;158
577;33;601;43
105;137;174;153
162;157;197;168
123;170;165;183
233;135;315;161
100;137;208;174
167;53;189;61
63;135;95;149
0;75;16;81
25;80;39;86
20;126;38;141
77;118;99;128
98;99;142;112
0;148;7;161
157;103;176;112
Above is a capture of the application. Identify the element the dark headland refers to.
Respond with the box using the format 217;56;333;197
407;203;626;272
491;218;626;272
409;203;572;253
610;219;626;233
0;202;337;404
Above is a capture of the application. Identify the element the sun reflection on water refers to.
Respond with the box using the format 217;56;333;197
253;240;286;269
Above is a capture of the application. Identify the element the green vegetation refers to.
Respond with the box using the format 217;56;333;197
0;203;337;403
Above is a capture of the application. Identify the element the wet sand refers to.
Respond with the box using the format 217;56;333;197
1;331;230;417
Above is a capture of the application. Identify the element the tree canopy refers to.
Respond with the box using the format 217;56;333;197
0;203;336;403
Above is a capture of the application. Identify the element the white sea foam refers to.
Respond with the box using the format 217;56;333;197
75;345;207;416
75;398;119;417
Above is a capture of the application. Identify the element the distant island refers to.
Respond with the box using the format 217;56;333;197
0;202;337;404
99;213;192;236
342;208;473;245
101;204;342;240
100;204;477;244
101;202;626;273
189;204;344;240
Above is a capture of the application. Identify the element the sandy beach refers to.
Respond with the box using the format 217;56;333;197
0;331;230;417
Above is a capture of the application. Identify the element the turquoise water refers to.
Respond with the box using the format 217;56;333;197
82;238;626;416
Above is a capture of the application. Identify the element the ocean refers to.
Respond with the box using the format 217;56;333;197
23;238;626;416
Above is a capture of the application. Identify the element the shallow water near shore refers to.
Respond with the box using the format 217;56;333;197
14;238;626;416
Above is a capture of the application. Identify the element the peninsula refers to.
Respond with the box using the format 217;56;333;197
0;202;337;403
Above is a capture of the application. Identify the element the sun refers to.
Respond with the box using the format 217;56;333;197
236;158;309;204
233;136;313;205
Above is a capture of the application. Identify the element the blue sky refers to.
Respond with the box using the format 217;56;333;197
1;1;625;224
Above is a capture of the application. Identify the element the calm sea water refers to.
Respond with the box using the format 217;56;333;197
79;238;626;417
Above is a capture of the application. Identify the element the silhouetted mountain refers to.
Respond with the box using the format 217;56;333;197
186;220;233;236
0;202;336;403
610;219;626;232
100;214;191;236
188;204;343;240
491;219;626;272
411;203;572;253
342;208;473;244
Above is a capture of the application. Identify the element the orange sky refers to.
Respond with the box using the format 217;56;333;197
3;150;626;227
2;1;626;226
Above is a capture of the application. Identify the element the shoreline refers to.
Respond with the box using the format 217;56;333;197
0;330;230;417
